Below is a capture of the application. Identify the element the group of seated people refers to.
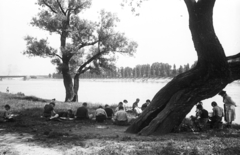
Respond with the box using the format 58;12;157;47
191;101;224;131
42;99;150;126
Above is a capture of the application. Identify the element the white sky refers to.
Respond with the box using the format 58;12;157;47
0;0;240;75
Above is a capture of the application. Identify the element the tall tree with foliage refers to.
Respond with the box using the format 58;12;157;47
126;0;240;135
23;0;137;102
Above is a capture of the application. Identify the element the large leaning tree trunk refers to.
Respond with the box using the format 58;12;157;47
126;0;240;135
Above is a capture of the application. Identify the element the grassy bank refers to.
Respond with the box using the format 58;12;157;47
1;92;240;155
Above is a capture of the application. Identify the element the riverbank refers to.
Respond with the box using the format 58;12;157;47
1;92;240;155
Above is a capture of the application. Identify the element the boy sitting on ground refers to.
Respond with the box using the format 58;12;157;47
104;104;114;119
112;106;129;126
43;102;59;120
95;106;107;123
76;102;90;120
3;104;17;122
191;104;209;131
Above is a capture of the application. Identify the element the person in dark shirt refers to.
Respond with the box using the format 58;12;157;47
132;98;140;111
141;99;151;111
76;102;89;120
43;102;58;119
104;104;114;119
191;104;208;131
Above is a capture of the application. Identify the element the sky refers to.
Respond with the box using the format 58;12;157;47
0;0;240;75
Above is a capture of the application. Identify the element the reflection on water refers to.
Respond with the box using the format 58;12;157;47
0;78;239;124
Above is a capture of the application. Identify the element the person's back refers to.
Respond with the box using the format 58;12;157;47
113;106;128;125
115;110;128;122
95;106;107;122
104;105;114;119
213;105;224;117
95;108;107;116
76;106;88;120
200;109;208;119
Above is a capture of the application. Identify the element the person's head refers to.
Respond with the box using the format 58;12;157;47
146;99;151;103
211;101;217;107
119;106;124;110
98;105;103;109
52;98;56;101
82;102;87;107
136;98;140;102
218;90;226;97
123;100;128;104
49;102;55;107
196;104;203;110
118;102;123;106
4;104;10;110
105;104;109;108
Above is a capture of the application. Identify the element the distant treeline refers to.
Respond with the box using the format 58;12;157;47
51;62;195;79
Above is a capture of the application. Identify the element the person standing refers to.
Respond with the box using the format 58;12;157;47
218;90;237;127
6;87;9;93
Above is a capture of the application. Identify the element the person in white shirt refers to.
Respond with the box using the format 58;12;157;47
112;106;128;126
95;106;107;122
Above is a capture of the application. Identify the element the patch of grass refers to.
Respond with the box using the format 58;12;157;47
1;92;240;155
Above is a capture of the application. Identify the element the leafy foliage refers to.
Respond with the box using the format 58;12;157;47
23;36;57;58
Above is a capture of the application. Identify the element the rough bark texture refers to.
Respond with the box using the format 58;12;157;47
72;73;80;102
61;28;75;102
126;0;240;135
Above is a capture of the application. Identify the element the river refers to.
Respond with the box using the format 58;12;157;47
1;78;240;124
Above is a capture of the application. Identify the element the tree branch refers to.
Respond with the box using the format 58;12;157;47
80;66;91;74
57;0;66;15
228;61;240;82
42;0;57;13
49;53;62;60
77;40;99;49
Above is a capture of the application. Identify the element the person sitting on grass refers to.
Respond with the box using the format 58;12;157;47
133;104;142;117
59;109;75;120
3;104;17;122
112;106;129;126
104;104;114;119
209;101;224;128
141;99;151;111
76;102;90;120
115;102;126;112
191;104;209;131
95;106;107;123
43;102;59;120
132;98;140;111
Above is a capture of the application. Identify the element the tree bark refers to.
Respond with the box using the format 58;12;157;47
61;27;75;102
126;0;236;135
72;73;80;102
